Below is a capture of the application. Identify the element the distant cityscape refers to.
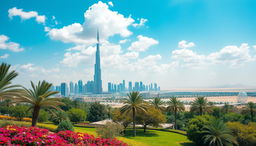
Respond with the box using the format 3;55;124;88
52;80;160;97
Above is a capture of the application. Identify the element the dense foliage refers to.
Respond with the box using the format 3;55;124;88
87;102;108;122
67;108;86;123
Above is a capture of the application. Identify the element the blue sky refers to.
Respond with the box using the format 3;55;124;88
0;0;256;90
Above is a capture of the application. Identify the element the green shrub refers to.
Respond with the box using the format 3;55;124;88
87;102;108;122
56;120;74;132
38;110;49;122
227;122;256;146
223;112;242;122
67;108;86;123
187;115;213;145
96;122;124;139
50;111;68;125
9;106;28;121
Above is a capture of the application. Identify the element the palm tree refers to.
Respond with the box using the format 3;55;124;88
245;102;255;122
202;119;237;146
150;97;165;111
222;103;235;114
120;92;148;136
191;97;211;115
13;80;64;126
167;97;184;129
0;63;22;100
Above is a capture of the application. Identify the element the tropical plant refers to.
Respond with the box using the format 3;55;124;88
150;97;165;111
50;111;69;125
166;97;184;129
12;80;64;126
243;102;255;122
222;103;236;114
38;110;49;122
191;97;211;115
136;106;166;132
187;115;214;145
120;92;148;136
202;119;237;146
0;63;22;100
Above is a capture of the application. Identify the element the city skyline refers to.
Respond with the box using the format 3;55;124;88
1;0;256;90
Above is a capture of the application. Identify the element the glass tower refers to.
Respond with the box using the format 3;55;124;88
93;30;103;94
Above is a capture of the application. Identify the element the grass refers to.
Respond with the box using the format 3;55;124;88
0;120;194;146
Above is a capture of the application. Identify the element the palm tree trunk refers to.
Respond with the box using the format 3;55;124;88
174;109;177;129
132;107;136;137
199;106;202;116
32;106;40;126
143;124;147;133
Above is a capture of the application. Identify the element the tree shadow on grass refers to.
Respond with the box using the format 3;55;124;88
180;142;195;146
124;129;159;138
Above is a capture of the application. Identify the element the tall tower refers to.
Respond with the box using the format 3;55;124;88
93;30;103;94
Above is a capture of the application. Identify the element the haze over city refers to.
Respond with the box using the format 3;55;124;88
1;0;256;90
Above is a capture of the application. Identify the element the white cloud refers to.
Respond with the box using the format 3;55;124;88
48;1;134;45
20;63;59;74
0;54;9;59
123;51;139;59
172;42;255;67
108;1;114;7
8;7;46;24
209;43;254;66
178;40;195;49
128;35;158;52
133;18;148;27
0;35;24;52
119;39;129;44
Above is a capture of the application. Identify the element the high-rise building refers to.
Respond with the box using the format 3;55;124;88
69;81;74;95
108;82;112;93
86;81;94;93
93;30;103;94
128;81;132;91
78;80;83;94
74;83;78;94
60;82;68;97
122;80;126;91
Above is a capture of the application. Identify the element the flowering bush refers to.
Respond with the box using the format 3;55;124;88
0;115;32;122
0;125;128;146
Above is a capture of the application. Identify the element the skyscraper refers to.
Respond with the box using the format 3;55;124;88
78;80;83;94
60;82;68;97
69;81;74;95
93;30;103;94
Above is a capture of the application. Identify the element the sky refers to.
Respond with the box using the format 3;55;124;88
0;0;256;90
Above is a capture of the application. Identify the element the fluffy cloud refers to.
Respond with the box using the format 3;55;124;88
0;35;24;52
178;40;195;49
48;1;134;45
8;7;46;24
20;63;59;74
119;39;129;44
128;35;158;52
172;42;255;67
133;18;148;27
0;54;9;59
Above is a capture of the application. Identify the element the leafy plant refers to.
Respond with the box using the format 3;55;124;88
56;120;74;132
96;122;124;139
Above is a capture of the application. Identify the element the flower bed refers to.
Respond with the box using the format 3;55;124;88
0;125;127;146
0;115;32;122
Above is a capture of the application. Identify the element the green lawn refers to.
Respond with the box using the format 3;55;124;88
74;127;194;146
0;120;194;146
